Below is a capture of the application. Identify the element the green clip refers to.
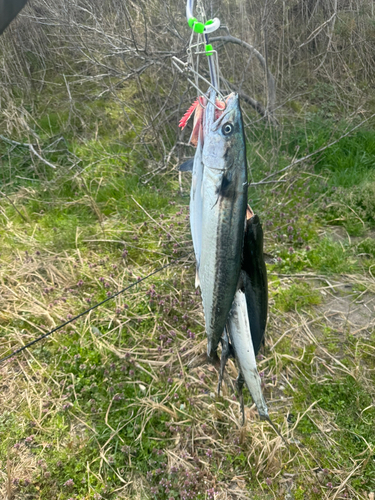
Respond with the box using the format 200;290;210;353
193;21;204;33
205;20;214;26
205;44;213;55
188;17;204;33
188;17;197;28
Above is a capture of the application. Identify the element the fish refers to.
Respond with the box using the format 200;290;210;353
218;206;267;361
241;206;268;355
226;285;268;420
226;286;285;444
180;96;282;436
180;91;248;361
179;95;206;281
179;96;281;436
222;214;285;441
218;209;268;420
198;92;248;361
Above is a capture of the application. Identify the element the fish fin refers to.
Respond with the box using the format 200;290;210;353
246;204;254;220
179;158;194;172
236;371;246;426
217;328;235;397
264;415;289;446
211;172;233;211
195;268;201;288
215;172;232;198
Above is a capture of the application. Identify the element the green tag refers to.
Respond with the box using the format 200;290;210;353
188;17;197;29
193;21;204;34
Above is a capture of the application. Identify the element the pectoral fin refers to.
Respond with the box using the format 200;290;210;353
179;158;194;172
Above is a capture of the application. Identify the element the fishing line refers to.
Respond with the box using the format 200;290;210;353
0;252;193;365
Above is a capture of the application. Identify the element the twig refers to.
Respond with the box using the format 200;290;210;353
250;180;286;186
209;35;277;114
0;135;32;147
315;0;338;72
0;134;56;169
28;143;56;169
331;463;363;500
0;190;27;222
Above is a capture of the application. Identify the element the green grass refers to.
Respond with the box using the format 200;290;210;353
293;373;375;490
274;282;322;312
248;111;375;240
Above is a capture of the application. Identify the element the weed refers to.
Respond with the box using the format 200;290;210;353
274;282;322;312
358;237;375;257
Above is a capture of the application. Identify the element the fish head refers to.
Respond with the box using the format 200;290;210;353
202;93;246;172
178;89;226;147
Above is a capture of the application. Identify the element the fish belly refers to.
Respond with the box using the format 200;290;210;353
227;289;269;418
189;134;203;272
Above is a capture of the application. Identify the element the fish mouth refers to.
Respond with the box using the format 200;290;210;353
211;93;239;132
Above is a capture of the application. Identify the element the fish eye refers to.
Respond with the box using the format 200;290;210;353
222;123;234;136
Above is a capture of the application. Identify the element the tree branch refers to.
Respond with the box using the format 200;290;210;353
210;35;277;114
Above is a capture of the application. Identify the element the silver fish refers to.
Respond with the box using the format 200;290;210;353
227;273;285;440
226;284;268;420
198;92;248;360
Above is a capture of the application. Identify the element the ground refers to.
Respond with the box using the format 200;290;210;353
0;87;375;500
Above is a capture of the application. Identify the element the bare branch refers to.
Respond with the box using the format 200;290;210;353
210;35;277;114
0;134;56;168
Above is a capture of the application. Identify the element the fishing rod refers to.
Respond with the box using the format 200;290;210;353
0;252;193;365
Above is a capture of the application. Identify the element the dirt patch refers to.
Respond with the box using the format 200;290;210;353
321;289;375;336
325;225;375;246
327;226;350;244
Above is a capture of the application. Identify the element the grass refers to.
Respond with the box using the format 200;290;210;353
273;282;322;312
1;79;375;500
